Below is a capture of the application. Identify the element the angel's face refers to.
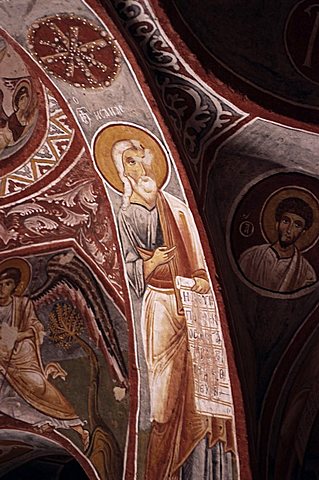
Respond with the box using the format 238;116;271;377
0;278;15;304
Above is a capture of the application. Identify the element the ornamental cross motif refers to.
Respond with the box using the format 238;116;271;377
28;14;121;89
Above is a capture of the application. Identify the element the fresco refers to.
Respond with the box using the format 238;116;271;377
0;258;88;447
169;0;319;112
285;0;319;86
0;29;78;198
0;0;240;478
0;37;38;159
204;116;319;479
94;123;238;479
230;173;319;296
27;13;121;89
0;252;128;480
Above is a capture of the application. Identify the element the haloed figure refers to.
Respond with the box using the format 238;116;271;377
239;197;316;292
8;85;31;143
0;265;89;450
0;82;35;154
113;139;236;480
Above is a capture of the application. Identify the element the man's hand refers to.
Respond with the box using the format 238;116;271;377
144;245;176;280
191;277;210;294
151;246;176;268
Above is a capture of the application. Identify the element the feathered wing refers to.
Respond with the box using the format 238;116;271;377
32;280;127;384
33;280;100;345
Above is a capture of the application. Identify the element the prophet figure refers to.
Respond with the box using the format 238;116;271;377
100;130;236;479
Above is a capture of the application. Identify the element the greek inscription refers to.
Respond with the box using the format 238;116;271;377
239;220;254;237
75;104;124;125
76;107;92;127
93;105;124;121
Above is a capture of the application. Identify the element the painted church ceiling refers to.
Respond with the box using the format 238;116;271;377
167;0;319;117
0;0;152;309
0;1;242;479
107;1;319;478
6;0;319;477
110;0;248;200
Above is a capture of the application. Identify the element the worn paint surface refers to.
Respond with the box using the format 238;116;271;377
0;1;240;479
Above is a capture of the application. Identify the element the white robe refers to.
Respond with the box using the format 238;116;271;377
118;192;235;479
239;244;316;292
0;297;82;429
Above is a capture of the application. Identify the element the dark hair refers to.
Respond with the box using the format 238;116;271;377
0;267;21;287
14;86;29;110
275;197;313;230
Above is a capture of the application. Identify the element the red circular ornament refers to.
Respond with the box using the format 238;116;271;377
27;13;121;89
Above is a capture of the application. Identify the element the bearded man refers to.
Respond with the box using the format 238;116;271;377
112;139;235;479
239;197;316;292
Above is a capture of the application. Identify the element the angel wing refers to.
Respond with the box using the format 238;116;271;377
34;280;99;346
33;279;127;385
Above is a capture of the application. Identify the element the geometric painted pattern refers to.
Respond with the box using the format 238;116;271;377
28;13;121;89
113;0;247;199
0;153;123;302
0;88;74;197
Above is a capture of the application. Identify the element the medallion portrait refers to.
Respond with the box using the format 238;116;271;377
0;37;38;161
230;173;319;296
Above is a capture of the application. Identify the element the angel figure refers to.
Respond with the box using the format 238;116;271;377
0;258;89;450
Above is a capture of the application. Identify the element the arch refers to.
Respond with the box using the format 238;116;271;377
259;303;319;479
0;428;96;479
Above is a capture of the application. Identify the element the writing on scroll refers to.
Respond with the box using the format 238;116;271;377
176;276;233;417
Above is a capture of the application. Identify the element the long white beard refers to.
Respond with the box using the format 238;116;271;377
122;177;133;210
132;175;158;204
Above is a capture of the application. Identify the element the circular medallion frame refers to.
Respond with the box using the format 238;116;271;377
228;171;319;298
27;13;121;89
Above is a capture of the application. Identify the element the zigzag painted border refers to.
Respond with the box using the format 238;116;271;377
0;89;74;197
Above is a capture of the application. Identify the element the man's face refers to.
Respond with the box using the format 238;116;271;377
277;212;306;247
122;146;158;205
123;150;146;183
0;278;15;301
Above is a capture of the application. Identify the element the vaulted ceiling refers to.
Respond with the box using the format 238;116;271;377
110;1;319;478
1;1;319;479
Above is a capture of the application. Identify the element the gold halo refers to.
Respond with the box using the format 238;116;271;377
93;124;169;193
12;79;32;112
0;258;31;295
261;187;319;252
